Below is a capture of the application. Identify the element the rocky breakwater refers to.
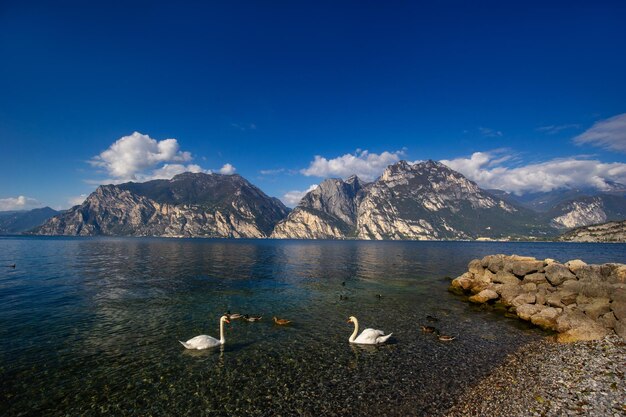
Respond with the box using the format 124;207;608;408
450;255;626;342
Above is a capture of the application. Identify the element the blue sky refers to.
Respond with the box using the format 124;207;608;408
1;1;625;210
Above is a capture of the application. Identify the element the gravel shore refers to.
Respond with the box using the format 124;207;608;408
443;335;626;417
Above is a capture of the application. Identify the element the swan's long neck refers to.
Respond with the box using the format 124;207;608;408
349;318;359;343
219;318;226;344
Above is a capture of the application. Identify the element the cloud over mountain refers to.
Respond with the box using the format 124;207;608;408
88;132;235;183
441;151;626;195
90;132;193;180
301;150;403;181
0;196;41;211
282;185;318;207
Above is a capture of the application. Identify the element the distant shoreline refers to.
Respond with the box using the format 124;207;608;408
7;233;626;243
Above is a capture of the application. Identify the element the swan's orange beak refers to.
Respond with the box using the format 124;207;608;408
224;318;231;324
346;318;352;323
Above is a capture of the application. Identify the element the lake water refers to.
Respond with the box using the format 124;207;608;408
1;237;624;416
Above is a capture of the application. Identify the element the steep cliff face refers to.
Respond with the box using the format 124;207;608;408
271;176;367;239
272;160;548;240
550;197;607;229
271;175;369;239
548;195;626;229
299;175;365;226
270;207;350;239
355;160;538;240
34;173;289;237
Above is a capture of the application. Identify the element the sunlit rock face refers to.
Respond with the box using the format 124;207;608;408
271;175;367;239
550;198;607;229
34;173;289;238
273;160;545;240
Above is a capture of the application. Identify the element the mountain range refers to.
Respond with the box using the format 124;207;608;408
33;173;289;238
0;207;60;234
23;160;626;240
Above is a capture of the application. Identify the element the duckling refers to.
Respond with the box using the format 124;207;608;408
426;315;439;322
225;311;242;320
273;316;292;325
438;335;456;342
341;281;346;286
339;295;348;300
420;325;438;334
242;314;262;322
376;294;383;299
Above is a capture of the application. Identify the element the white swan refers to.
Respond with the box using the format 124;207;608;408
179;315;230;350
347;316;392;345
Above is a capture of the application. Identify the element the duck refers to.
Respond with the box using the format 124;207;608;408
179;315;230;350
347;316;392;345
225;311;242;320
242;314;262;322
438;335;456;342
420;325;438;334
273;316;291;325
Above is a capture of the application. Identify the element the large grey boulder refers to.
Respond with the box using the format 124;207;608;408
565;259;587;274
575;265;603;282
493;271;520;285
555;310;609;342
530;307;560;330
498;284;523;307
482;255;505;273
507;259;545;277
582;298;611;320
523;272;548;285
544;263;576;286
517;304;543;321
469;289;499;304
512;293;536;307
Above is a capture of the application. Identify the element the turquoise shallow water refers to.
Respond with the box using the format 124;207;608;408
1;237;624;416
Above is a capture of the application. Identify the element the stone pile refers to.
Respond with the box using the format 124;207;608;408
450;254;626;342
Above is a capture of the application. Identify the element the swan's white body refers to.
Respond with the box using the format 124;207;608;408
348;316;392;345
180;315;229;350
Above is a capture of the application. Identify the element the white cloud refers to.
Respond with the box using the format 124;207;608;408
68;194;88;206
147;163;208;180
89;132;193;180
441;151;626;195
537;124;580;134
0;196;41;211
573;113;626;153
219;163;236;175
301;150;403;181
86;132;239;183
282;185;318;207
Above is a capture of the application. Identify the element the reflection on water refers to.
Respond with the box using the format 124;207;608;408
0;237;624;416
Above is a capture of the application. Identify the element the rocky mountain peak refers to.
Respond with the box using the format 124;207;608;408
344;174;363;187
300;176;364;226
35;172;288;238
